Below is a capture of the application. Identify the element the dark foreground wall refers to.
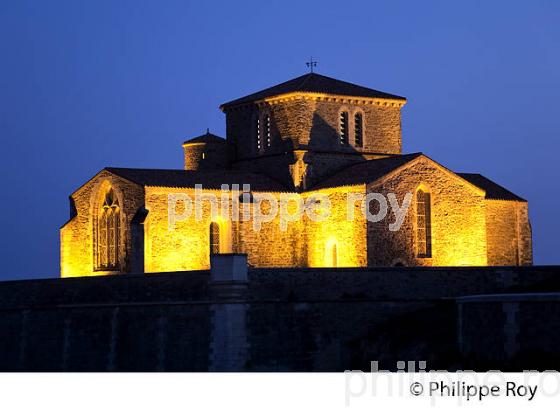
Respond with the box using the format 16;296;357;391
458;293;560;369
0;263;559;371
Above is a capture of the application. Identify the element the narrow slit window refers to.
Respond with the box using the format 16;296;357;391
416;189;432;258
264;114;271;147
255;115;261;151
354;112;363;147
339;111;349;145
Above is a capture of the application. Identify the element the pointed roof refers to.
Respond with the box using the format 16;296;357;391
457;173;526;202
220;73;406;109
183;129;226;145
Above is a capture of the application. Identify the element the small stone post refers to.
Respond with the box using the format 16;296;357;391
208;254;249;371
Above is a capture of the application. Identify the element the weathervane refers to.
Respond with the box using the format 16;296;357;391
306;57;317;73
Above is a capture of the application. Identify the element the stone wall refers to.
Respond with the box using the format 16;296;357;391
302;188;367;268
367;157;487;266
143;186;367;272
225;98;402;157
144;188;307;271
0;270;211;371
234;192;307;268
60;171;145;277
183;141;231;171
61;159;532;277
231;152;299;189
247;266;558;301
0;265;558;371
305;99;402;154
225;96;403;188
517;202;533;265
63;175;370;275
458;294;560;368
485;200;532;266
144;187;212;272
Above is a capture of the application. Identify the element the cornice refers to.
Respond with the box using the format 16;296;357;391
220;91;407;112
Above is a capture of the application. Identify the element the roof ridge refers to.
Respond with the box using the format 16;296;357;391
106;166;271;175
298;72;314;88
308;153;423;190
105;166;185;172
220;72;406;108
102;167;292;191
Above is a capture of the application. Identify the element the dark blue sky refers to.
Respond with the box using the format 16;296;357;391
1;0;558;279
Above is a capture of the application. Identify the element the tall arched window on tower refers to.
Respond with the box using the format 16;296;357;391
263;114;271;148
354;112;363;147
209;222;220;255
416;189;432;258
255;115;261;152
339;111;349;145
97;189;120;270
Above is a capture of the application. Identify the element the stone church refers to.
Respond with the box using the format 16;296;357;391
60;73;532;277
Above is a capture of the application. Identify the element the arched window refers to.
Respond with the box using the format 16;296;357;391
263;114;271;148
339;111;349;145
416;189;432;258
209;222;220;255
255;115;261;152
354;112;363;147
97;189;120;270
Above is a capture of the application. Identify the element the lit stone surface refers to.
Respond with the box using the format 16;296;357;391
61;171;144;277
367;156;488;266
485;200;532;266
60;74;532;276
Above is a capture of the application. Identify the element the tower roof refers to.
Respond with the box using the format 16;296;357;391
183;129;226;145
220;72;406;109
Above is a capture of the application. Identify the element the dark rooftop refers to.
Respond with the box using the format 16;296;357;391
312;153;423;189
183;129;226;145
458;173;526;202
220;72;406;108
105;167;290;192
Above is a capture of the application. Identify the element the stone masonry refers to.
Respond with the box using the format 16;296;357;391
60;72;532;277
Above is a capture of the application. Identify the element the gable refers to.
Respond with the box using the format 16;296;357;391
376;154;487;196
312;153;486;197
69;168;143;199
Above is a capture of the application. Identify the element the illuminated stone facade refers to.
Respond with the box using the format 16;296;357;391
60;73;532;277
